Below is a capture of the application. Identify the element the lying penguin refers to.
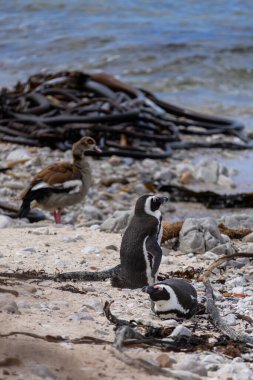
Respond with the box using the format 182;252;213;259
142;278;198;319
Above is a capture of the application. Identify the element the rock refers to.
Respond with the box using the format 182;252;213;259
106;244;118;251
108;155;122;166
82;246;100;254
210;242;234;255
153;168;174;183
214;361;253;380
242;232;253;243
231;286;244;294
174;356;208;377
179;217;224;254
83;205;103;220
69;311;94;321
203;251;219;260
227;276;247;287
82;298;104;313
161;319;178;327
195;159;219;183
32;365;56;379
6;148;31;161
224;313;237;326
100;210;133;232
0;296;20;314
156;353;175;368
202;353;224;371
16;247;36;255
217;174;235;188
240;243;253;253
218;214;253;230
170;325;192;339
0;215;12;228
179;171;194;185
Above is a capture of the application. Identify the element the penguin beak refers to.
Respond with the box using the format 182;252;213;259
153;196;168;204
142;285;156;294
142;285;150;293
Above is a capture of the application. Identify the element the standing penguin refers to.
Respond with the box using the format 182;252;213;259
142;278;198;319
111;194;168;289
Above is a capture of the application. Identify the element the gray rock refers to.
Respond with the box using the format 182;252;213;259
240;243;253;253
214;361;253;380
224;313;237;326
218;214;253;230
242;232;253;243
0;215;12;228
0;296;20;314
227;276;247;287
195;159;219;183
69;310;94;321
174;356;208;377
32;365;56;379
6;148;31;161
16;247;36;255
82;246;100;254
100;210;133;232
153;168;174;183
179;217;224;254
217;174;235;188
211;242;234;255
170;325;192;339
83;205;103;220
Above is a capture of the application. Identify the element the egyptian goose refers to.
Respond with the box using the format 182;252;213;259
18;136;101;223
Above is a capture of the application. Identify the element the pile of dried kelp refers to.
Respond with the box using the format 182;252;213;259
0;71;251;158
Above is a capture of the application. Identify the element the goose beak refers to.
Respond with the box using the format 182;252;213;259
94;145;102;153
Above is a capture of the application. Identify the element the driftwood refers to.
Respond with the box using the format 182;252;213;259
0;71;251;159
200;253;253;345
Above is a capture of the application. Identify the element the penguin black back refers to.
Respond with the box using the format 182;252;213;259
143;278;198;319
111;194;168;289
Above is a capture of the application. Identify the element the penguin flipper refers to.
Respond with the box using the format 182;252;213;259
146;235;162;277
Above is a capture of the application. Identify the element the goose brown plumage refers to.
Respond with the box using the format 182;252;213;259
18;136;101;223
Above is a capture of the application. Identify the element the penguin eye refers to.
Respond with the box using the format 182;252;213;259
154;286;163;291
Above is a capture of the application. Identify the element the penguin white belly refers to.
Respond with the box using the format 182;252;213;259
154;286;190;315
143;236;154;285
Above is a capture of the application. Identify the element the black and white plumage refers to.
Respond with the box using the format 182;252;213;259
142;278;198;319
111;194;168;289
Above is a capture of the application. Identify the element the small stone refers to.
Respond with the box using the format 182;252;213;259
227;276;246;287
69;311;94;321
6;148;31;161
106;244;118;251
174;356;208;377
108;155;122;166
179;171;194;185
161;319;178;327
217;174;235;188
32;365;56;379
170;325;192;339
82;246;100;254
0;296;20;314
242;232;253;243
224;314;237;326
0;215;12;228
232;286;244;294
156;353;175;368
62;236;76;243
17;247;36;255
100;210;133;233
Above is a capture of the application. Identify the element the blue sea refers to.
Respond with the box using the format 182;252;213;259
1;0;253;130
